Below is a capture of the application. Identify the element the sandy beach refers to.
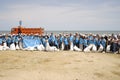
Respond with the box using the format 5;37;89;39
0;51;120;80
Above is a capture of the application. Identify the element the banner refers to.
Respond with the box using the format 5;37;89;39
0;39;2;45
23;39;41;48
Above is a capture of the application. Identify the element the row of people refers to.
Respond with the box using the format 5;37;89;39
0;33;120;53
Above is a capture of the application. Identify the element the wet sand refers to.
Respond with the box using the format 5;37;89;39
0;51;120;80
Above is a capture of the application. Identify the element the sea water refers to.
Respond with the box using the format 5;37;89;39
0;30;120;35
45;31;120;35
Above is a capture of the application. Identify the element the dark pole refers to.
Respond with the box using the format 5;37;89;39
19;20;22;26
18;20;22;34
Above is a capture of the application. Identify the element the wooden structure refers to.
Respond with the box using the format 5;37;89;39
11;21;44;35
11;26;44;35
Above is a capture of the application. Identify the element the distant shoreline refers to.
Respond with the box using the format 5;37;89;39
0;30;120;35
0;30;120;31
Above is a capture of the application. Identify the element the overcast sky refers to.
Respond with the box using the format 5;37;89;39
0;0;120;31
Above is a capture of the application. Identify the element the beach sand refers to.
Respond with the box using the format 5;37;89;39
0;51;120;80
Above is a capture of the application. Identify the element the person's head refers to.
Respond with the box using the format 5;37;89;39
117;34;120;39
101;37;104;39
75;32;78;36
111;33;114;36
51;33;53;35
59;33;62;36
89;33;92;36
70;33;72;36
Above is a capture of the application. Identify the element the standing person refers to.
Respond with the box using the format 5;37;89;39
79;35;84;51
74;33;79;48
49;33;55;46
93;35;98;48
18;35;23;50
111;35;118;54
83;36;88;50
96;36;101;51
105;35;112;52
14;35;19;47
58;33;64;50
118;40;120;53
5;34;12;48
88;33;94;45
54;35;59;49
100;37;106;53
41;35;46;47
0;35;3;46
64;34;69;50
69;33;74;51
118;34;120;53
1;34;7;49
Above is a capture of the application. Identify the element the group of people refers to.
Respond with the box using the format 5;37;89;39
0;32;120;54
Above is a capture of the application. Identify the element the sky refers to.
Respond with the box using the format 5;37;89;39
0;0;120;31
